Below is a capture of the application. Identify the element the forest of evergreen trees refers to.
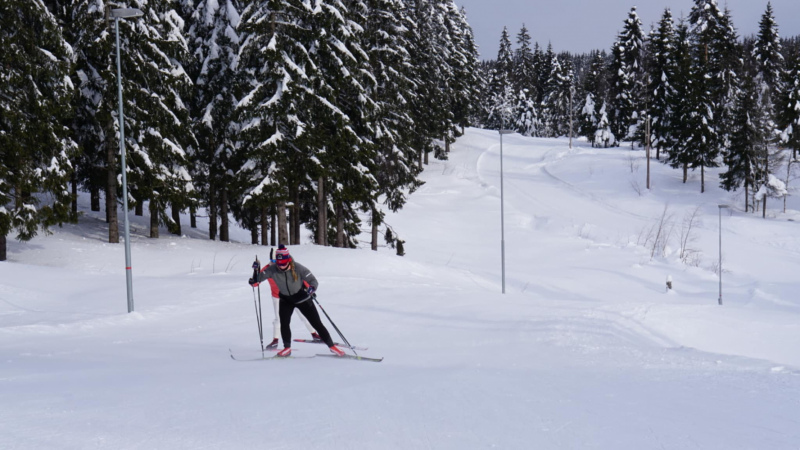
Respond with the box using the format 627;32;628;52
0;0;481;260
3;0;800;262
482;1;800;215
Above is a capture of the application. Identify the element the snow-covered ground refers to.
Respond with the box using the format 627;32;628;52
2;128;799;449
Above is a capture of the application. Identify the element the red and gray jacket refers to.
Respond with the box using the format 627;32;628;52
254;262;319;304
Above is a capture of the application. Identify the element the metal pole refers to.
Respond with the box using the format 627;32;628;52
116;18;134;313
313;295;357;356
718;207;722;305
500;129;506;294
646;115;651;190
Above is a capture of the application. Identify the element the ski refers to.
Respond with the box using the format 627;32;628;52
229;349;313;361
315;353;383;362
293;339;368;351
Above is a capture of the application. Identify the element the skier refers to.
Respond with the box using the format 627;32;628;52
249;245;345;357
254;252;321;349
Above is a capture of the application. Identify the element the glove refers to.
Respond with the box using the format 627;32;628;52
248;277;258;287
307;286;316;296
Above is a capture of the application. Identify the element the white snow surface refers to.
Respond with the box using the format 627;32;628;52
2;128;800;449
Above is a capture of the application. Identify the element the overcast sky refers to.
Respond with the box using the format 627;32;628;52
454;0;800;59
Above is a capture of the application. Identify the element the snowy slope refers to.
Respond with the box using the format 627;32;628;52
1;128;799;449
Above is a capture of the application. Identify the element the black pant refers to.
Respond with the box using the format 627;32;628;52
279;298;334;348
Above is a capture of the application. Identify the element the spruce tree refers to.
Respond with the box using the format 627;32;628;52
608;7;645;144
646;9;677;160
364;0;422;249
122;0;196;238
486;27;514;129
579;51;608;145
68;0;123;242
686;0;730;192
664;20;694;182
189;0;242;241
777;54;800;159
448;5;481;137
513;24;536;97
512;24;542;136
752;2;784;140
544;57;575;137
513;89;541;137
0;0;76;260
311;0;378;248
237;0;316;246
720;76;766;212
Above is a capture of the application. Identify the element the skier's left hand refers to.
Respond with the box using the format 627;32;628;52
248;277;259;287
252;261;260;270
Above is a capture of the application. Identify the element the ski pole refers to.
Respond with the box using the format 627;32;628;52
312;294;358;356
252;256;264;352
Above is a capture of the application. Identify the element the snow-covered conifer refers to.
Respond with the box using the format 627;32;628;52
608;7;645;143
777;55;800;159
646;9;677;160
579;51;609;146
720;76;767;212
513;25;537;99
0;0;76;260
189;0;242;241
486;27;514;130
752;2;785;139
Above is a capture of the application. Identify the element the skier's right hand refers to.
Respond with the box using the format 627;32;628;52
248;277;259;287
252;261;260;270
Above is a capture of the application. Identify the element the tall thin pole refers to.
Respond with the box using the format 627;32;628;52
646;114;651;190
500;128;506;294
718;207;722;306
569;87;574;149
116;18;134;313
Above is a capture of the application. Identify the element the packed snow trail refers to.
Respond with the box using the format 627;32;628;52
2;128;800;449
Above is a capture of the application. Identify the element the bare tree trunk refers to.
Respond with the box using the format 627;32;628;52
91;187;100;211
106;120;119;244
190;206;196;228
270;208;276;246
317;177;325;245
763;154;769;219
292;189;300;245
745;182;749;213
701;165;705;193
70;170;78;220
261;206;269;246
220;187;229;242
371;207;378;251
424;147;429;165
171;203;181;235
0;235;6;261
277;201;288;245
209;183;217;240
682;163;688;184
250;225;258;244
785;159;794;213
335;202;344;247
445;135;450;153
149;200;159;238
135;199;142;216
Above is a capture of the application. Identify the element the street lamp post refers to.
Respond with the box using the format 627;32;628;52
718;204;730;305
498;128;514;294
111;7;144;313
